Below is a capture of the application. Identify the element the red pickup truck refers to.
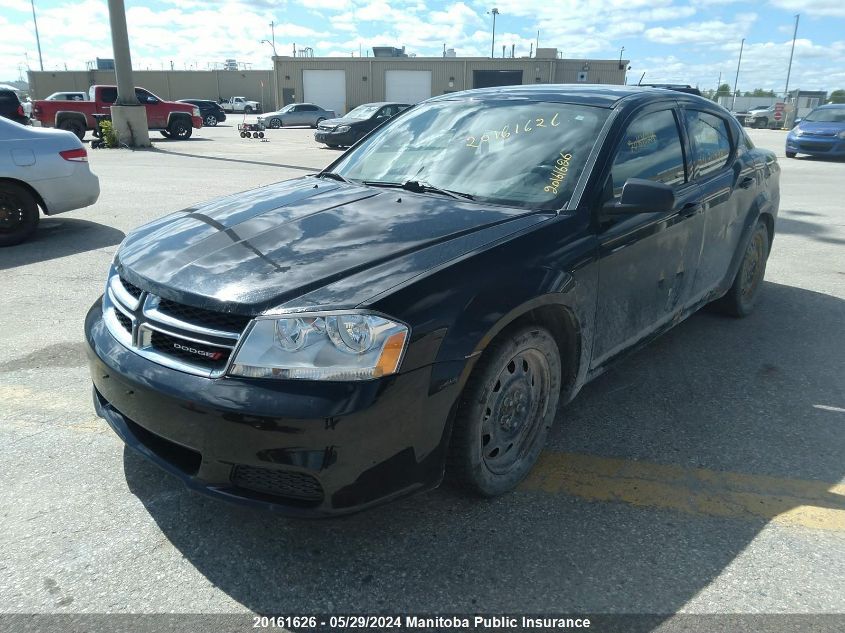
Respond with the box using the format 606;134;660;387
33;85;203;141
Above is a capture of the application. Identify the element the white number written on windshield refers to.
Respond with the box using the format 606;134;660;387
465;112;562;148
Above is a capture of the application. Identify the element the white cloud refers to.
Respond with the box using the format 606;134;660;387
769;0;845;18
645;13;756;45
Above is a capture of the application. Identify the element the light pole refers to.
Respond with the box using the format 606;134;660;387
30;0;43;71
269;21;276;55
261;39;277;57
731;37;745;112
261;39;279;111
618;46;625;69
488;8;499;59
784;14;799;101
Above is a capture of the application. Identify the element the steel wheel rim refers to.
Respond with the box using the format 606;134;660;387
0;191;24;233
270;118;280;128
204;115;216;126
480;348;551;475
740;231;765;300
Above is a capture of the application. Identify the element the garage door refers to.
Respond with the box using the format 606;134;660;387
385;70;432;104
302;70;347;115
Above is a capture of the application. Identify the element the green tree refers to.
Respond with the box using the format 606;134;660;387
716;83;732;97
829;89;845;104
751;88;776;97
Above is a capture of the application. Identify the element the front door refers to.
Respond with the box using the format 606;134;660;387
591;106;704;369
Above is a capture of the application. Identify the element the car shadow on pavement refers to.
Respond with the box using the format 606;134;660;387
122;281;844;624
776;213;845;246
0;218;124;270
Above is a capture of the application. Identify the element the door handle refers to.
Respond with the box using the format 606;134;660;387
681;202;701;218
739;176;755;189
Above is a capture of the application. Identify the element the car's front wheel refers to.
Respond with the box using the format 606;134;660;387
786;151;796;158
712;219;770;317
244;106;253;114
204;114;218;127
167;118;193;140
313;117;325;129
448;325;561;496
269;118;281;129
0;182;40;247
755;118;769;129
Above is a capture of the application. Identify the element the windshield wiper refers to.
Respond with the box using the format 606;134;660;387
363;180;474;201
317;171;353;184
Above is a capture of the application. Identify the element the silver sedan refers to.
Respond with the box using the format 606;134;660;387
257;103;337;129
0;117;100;246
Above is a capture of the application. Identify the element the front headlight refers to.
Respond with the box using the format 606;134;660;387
229;312;409;381
794;128;804;136
192;107;200;117
336;125;351;133
837;130;845;139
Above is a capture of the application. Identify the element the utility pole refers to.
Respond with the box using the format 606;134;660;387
488;8;499;59
731;37;745;112
30;0;44;71
618;46;625;69
784;14;799;100
107;0;149;146
270;21;276;55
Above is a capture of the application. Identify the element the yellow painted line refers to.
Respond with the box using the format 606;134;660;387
521;452;845;531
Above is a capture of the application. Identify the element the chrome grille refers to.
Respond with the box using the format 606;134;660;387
102;273;251;377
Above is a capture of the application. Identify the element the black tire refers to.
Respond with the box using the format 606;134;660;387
239;131;246;138
755;118;768;129
58;118;85;141
313;117;325;129
269;118;281;129
786;151;796;158
167;118;192;140
257;131;264;138
711;219;770;317
204;114;218;127
447;325;561;496
0;182;40;247
160;130;172;138
244;106;253;114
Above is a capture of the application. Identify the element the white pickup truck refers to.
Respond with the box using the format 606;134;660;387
220;96;262;114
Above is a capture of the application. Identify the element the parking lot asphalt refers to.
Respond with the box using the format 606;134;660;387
0;123;843;620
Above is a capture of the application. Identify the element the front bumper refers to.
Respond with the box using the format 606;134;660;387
191;115;204;129
314;130;357;146
786;135;845;157
85;301;459;517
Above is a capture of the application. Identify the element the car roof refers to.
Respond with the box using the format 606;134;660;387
427;84;710;109
815;103;845;109
353;102;407;107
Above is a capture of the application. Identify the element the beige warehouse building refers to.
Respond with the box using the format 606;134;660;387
274;50;629;114
28;49;629;115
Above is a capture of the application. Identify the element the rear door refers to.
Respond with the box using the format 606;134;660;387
591;105;704;368
682;107;755;299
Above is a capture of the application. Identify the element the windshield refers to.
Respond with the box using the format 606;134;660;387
803;108;845;123
345;104;380;119
332;99;609;210
276;104;294;114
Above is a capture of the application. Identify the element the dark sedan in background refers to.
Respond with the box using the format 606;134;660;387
315;102;409;147
0;88;30;126
178;99;227;127
785;104;845;158
86;86;779;517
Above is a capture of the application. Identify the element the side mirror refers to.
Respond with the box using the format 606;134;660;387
792;118;801;127
602;178;675;215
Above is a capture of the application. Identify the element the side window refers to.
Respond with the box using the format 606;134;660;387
610;109;686;197
376;107;392;119
135;88;157;104
685;110;732;177
99;88;117;104
302;105;318;111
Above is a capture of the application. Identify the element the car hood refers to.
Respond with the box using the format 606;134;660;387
116;177;549;313
795;121;845;135
321;117;365;127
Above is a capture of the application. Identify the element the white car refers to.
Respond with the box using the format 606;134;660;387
0;117;100;246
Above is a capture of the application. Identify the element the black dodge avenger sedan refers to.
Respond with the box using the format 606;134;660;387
86;85;780;516
315;101;410;148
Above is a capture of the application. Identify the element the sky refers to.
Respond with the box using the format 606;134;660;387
1;0;844;93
